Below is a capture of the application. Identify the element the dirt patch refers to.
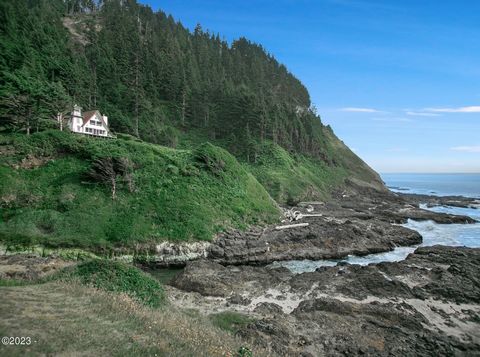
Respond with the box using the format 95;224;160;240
11;154;53;170
0;255;74;280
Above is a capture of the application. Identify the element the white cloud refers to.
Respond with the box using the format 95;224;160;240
406;111;441;117
372;117;412;122
451;145;480;153
426;106;480;113
340;107;381;113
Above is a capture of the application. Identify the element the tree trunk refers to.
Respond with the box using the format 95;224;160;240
111;177;116;200
134;53;140;137
134;13;142;138
93;63;97;108
26;107;31;135
204;106;209;127
181;90;186;126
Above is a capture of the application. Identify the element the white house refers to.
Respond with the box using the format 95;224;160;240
68;104;113;137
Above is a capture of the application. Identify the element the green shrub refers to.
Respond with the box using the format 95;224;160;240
194;142;231;176
237;346;254;357
209;311;253;333
61;260;166;308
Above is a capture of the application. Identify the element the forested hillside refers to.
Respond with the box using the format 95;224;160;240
0;0;383;204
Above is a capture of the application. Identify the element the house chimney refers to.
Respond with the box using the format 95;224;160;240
102;115;108;126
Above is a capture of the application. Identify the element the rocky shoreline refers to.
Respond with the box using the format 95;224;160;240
169;245;480;356
201;188;477;267
164;189;480;356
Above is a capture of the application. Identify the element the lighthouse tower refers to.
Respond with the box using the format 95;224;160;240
68;104;84;133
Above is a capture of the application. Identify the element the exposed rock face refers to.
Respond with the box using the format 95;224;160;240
209;220;422;265
170;246;480;356
138;241;211;267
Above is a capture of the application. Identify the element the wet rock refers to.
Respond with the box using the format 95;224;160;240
253;302;284;315
209;218;422;265
170;259;290;297
203;185;479;267
171;246;480;356
227;294;251;306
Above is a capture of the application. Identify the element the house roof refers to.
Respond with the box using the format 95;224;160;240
80;109;110;134
81;110;99;126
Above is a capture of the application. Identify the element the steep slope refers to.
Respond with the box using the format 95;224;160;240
0;0;387;250
0;0;385;202
0;131;279;249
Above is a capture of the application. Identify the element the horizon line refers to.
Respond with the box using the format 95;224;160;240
379;172;480;175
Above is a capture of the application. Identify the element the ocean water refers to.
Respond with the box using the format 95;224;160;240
271;174;480;273
381;173;480;198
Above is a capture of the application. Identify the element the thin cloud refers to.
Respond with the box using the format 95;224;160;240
372;117;412;122
426;106;480;113
406;111;441;117
451;145;480;153
327;0;402;11
340;107;381;113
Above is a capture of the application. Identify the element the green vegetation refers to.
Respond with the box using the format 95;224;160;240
209;311;254;334
0;131;279;249
246;141;347;203
58;259;165;307
0;0;383;250
0;0;381;178
1;0;317;157
0;279;36;287
0;1;385;356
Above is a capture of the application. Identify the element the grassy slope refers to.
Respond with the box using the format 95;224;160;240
0;131;280;250
246;128;385;203
178;126;384;204
246;142;347;203
0;259;260;355
0;282;259;356
321;126;384;187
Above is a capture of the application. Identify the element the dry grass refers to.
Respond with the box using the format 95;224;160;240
0;282;267;356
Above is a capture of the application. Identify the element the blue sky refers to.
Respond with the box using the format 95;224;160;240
141;0;480;173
